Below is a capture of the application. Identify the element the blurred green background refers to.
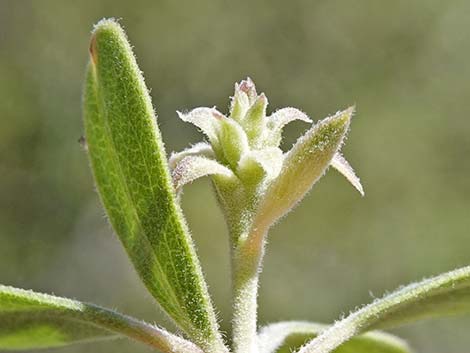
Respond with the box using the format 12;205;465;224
1;0;469;352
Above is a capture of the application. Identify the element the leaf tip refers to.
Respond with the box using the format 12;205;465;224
92;17;122;34
89;18;126;65
336;105;355;125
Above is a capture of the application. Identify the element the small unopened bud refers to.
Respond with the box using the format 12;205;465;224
242;93;268;148
238;77;257;103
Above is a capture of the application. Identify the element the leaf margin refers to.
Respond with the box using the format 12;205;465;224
84;18;227;352
297;266;470;353
0;284;203;353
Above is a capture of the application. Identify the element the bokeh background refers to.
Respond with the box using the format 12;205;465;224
1;1;470;352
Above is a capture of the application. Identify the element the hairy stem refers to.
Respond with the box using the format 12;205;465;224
231;225;267;353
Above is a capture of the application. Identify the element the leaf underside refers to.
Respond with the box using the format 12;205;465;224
83;19;224;351
299;266;470;353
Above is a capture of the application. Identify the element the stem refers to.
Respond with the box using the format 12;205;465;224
231;225;267;353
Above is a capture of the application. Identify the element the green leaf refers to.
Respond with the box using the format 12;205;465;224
83;19;226;353
0;285;202;353
258;322;411;353
298;266;470;353
253;107;353;233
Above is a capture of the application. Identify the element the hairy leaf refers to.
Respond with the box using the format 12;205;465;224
177;107;249;169
0;285;202;353
83;19;226;352
265;108;312;147
253;107;353;232
298;266;470;353
258;322;411;353
268;107;312;128
177;108;223;146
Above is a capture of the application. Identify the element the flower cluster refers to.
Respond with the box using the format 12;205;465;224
170;78;363;237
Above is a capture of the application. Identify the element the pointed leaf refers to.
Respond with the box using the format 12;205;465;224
172;156;235;191
177;108;224;146
258;322;411;353
298;266;470;353
265;108;312;147
169;142;214;170
83;19;226;353
253;107;353;232
0;285;202;353
331;153;364;196
178;108;249;169
268;107;313;127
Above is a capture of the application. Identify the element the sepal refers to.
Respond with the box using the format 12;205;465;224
177;108;225;147
177;108;249;169
218;118;250;169
172;156;235;191
265;108;312;147
237;147;283;185
169;142;214;170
